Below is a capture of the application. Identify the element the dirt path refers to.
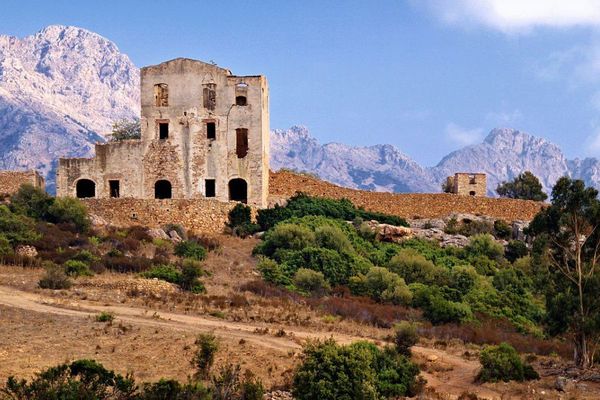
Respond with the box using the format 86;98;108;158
0;285;530;399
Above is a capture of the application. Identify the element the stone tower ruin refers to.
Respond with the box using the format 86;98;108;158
445;172;487;197
56;58;270;207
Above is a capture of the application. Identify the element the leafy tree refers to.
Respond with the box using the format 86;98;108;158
528;177;600;368
47;197;90;232
0;205;40;245
109;118;141;141
496;171;548;201
9;184;54;220
192;333;219;379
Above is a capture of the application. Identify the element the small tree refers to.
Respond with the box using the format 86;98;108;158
192;333;219;379
496;171;548;201
109;118;141;141
528;177;600;368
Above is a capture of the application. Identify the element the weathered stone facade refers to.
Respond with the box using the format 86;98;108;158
445;173;487;197
57;58;270;207
0;170;45;195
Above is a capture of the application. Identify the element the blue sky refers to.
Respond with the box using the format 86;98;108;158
2;0;600;165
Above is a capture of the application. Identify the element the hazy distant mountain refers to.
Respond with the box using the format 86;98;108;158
2;25;600;196
0;25;139;192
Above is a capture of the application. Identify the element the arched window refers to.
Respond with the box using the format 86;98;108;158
228;178;247;203
76;179;96;198
154;83;168;107
235;82;248;106
469;191;476;196
155;180;172;199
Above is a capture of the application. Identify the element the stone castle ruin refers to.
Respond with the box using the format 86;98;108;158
445;172;487;197
56;58;270;207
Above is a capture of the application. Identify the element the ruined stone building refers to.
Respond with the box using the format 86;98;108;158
0;170;45;195
445;173;487;197
56;58;270;207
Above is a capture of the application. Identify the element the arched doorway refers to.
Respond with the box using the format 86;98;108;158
155;180;172;199
76;179;95;198
228;178;247;203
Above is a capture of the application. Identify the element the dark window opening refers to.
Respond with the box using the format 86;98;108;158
236;96;247;106
159;122;169;139
229;178;247;203
236;128;248;158
205;179;216;197
203;84;216;110
154;83;168;107
76;179;95;198
469;191;476;196
207;122;216;140
469;175;476;184
109;180;120;198
155;180;172;199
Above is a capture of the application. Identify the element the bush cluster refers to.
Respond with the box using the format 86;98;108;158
142;263;206;294
477;343;539;383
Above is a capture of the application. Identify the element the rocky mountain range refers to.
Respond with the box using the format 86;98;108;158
1;25;600;196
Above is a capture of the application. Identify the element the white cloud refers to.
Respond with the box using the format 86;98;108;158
485;109;523;126
445;123;484;146
421;0;600;33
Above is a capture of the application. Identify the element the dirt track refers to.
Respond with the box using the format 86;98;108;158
0;284;510;399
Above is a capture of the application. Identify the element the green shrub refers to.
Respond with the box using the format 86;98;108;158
38;263;72;290
387;249;441;284
255;223;316;257
493;220;512;239
469;255;498;276
505;240;528;263
9;184;54;220
140;379;211;399
292;339;419;400
72;249;100;264
227;203;260;237
48;197;90;232
315;225;354;254
293;268;330;295
0;205;40;245
64;259;93;277
449;265;478;295
239;371;265;400
1;359;136;399
141;265;181;284
193;333;219;379
465;234;504;261
477;343;539;382
282;247;360;286
174;241;207;261
95;311;115;323
256;257;288;285
350;267;412;305
0;234;13;256
424;295;472;325
394;321;419;356
180;262;206;294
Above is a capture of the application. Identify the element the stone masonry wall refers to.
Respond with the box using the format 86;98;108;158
453;173;487;196
270;171;544;222
83;198;243;234
0;170;45;195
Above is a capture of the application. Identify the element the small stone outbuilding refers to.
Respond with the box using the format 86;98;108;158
445;173;487;197
0;170;45;195
56;58;270;207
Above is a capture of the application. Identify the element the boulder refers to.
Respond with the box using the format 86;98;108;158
168;229;183;242
15;245;37;258
377;224;412;242
147;228;169;240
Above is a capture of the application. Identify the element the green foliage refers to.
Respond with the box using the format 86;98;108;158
387;249;443;284
410;283;472;324
477;343;539;383
64;259;93;277
38;263;72;290
110;118;141;141
292;339;419;400
48;197;90;232
256;257;288;285
174;241;207;261
496;171;548;201
0;205;40;245
142;265;181;283
95;311;115;323
193;333;219;379
257;192;408;231
315;224;354;254
449;265;478;295
239;371;265;400
72;249;100;264
1;359;137;399
505;240;528;263
9;184;53;220
228;203;260;237
140;379;211;399
180;262;206;294
293;268;330;295
464;234;504;261
493;219;512;239
349;267;412;305
0;234;13;256
255;223;316;257
394;321;419;356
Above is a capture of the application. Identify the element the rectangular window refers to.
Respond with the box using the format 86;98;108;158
207;122;216;139
109;180;120;198
159;122;169;139
236;128;248;158
205;179;216;197
203;84;216;110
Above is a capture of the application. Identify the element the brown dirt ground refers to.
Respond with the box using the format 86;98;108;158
1;235;599;399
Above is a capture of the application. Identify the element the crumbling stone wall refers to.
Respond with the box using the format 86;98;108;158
83;198;245;234
270;171;544;222
57;58;270;207
0;170;45;195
